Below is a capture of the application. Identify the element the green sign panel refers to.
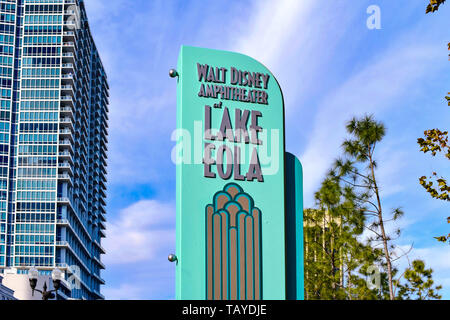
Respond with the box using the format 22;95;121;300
174;46;292;300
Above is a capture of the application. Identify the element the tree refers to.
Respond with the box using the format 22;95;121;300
396;260;442;300
343;243;391;300
419;0;450;244
304;176;385;300
304;207;344;300
331;115;407;300
306;115;439;300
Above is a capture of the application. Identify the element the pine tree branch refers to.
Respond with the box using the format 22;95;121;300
340;178;372;189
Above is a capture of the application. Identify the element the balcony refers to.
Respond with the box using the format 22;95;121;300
57;197;75;212
61;73;74;80
61;95;74;101
61;84;75;97
64;20;77;30
59;128;73;139
58;162;72;169
61;73;75;86
56;219;70;226
59;140;73;153
59;150;73;158
94;240;106;254
58;197;71;205
58;174;73;186
62;52;75;64
63;31;75;41
60;95;74;108
93;256;106;270
100;136;107;148
60;242;91;274
64;9;76;15
56;241;69;248
63;41;76;53
99;177;107;189
99;203;107;215
60;118;73;130
60;106;74;119
59;165;73;178
78;191;87;204
62;63;74;74
93;273;106;285
102;134;109;145
101;156;108;167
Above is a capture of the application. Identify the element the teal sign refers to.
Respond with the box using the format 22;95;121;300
173;46;303;300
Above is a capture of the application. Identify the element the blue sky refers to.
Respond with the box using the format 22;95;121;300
82;0;450;300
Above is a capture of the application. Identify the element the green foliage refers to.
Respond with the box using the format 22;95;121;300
306;115;440;300
434;216;450;243
419;174;449;201
332;115;406;300
304;177;401;300
426;0;446;13
304;171;393;300
418;129;450;159
304;177;363;299
396;260;442;300
303;205;379;299
418;129;450;203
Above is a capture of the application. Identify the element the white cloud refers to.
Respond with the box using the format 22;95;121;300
299;42;443;206
81;0;450;299
376;143;408;198
227;1;443;210
103;200;175;265
233;0;315;68
233;0;362;116
410;246;450;271
394;245;450;296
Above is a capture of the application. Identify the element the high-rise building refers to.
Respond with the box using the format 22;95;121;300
0;0;108;300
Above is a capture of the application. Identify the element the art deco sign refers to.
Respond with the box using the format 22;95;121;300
173;46;302;300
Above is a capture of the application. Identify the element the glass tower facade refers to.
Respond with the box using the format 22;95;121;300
0;0;108;300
